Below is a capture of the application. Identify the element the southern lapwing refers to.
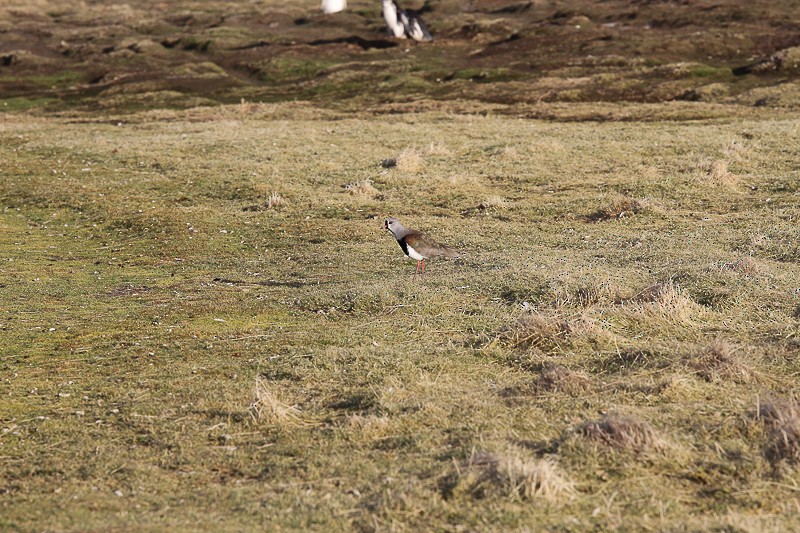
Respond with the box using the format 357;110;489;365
384;217;460;273
381;0;434;41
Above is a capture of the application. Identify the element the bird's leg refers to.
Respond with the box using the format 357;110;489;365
421;260;426;274
415;260;421;274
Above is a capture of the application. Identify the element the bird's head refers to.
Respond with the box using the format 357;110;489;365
384;217;405;238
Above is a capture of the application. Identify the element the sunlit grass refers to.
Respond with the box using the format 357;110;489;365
2;104;800;531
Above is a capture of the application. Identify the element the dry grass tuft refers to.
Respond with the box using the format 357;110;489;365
249;377;303;426
447;173;478;186
749;233;770;249
702;159;740;187
713;255;760;276
723;139;750;161
463;449;576;503
494;145;520;160
639;374;699;400
629;281;682;304
243;192;286;211
480;195;509;209
587;195;653;221
619;280;701;323
685;338;758;384
755;399;800;464
344;179;382;198
533;363;593;395
501;363;593;401
552;279;615;308
577;412;668;452
396;147;424;173
619;279;688;307
505;311;606;353
424;142;452;157
266;192;285;209
348;414;393;442
238;97;258;117
463;195;511;217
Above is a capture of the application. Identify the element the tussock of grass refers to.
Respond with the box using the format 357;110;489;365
459;449;576;503
723;139;750;161
701;159;740;187
628;281;684;305
500;363;593;400
238;97;258;117
424;142;451;156
587;195;654;221
249;377;303;426
396;147;424;173
377;376;421;415
344;179;382;198
463;195;512;216
348;414;393;442
503;311;609;353
533;363;593;395
550;279;615;308
685;338;759;384
480;195;509;209
577;412;668;452
596;346;666;374
629;374;699;400
714;256;761;275
755;398;800;464
447;173;477;186
618;280;702;324
257;192;285;209
490;145;519;160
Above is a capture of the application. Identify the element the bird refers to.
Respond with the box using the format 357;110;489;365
320;0;433;42
399;6;433;42
384;217;460;274
321;0;346;14
381;0;433;42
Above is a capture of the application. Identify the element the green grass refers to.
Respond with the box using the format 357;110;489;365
0;71;85;88
2;104;800;530
0;97;60;112
686;64;734;78
449;67;518;83
259;58;336;81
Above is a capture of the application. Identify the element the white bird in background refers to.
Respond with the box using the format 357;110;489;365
321;0;347;14
320;0;433;42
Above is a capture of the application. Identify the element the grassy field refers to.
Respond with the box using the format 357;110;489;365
3;104;800;531
3;0;800;531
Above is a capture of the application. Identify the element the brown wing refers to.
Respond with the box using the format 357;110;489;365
404;231;461;259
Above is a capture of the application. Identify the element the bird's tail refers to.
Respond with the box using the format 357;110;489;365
442;246;462;259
